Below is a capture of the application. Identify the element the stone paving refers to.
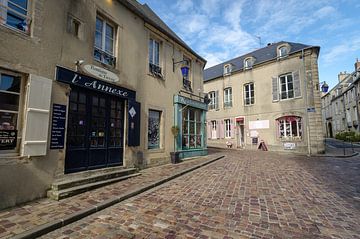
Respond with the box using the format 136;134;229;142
0;150;224;239
41;150;360;239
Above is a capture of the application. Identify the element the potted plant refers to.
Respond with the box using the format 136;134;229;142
170;125;180;164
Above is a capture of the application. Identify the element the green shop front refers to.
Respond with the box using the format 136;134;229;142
174;94;208;159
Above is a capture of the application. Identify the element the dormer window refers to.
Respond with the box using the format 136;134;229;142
278;46;288;58
244;58;253;69
223;64;232;75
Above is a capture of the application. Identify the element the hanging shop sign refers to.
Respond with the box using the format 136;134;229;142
50;104;66;149
0;130;17;150
56;66;135;100
83;64;119;83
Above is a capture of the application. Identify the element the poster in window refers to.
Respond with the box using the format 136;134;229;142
148;110;160;149
0;130;17;150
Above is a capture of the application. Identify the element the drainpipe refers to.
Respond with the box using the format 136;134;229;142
302;49;311;156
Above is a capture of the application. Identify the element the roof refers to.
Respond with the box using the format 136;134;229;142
204;41;319;82
119;0;206;64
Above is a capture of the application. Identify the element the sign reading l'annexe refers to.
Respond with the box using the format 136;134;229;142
56;66;136;100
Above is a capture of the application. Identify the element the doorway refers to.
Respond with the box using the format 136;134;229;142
65;87;124;174
236;121;244;148
328;122;333;138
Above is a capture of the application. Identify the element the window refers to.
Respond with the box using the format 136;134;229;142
244;58;253;69
94;16;116;66
244;83;254;105
208;91;217;110
223;64;232;75
182;108;202;149
67;15;82;38
183;56;192;91
224;88;232;108
224;119;231;138
278;46;288;57
277;116;302;139
211;120;217;139
148;110;161;149
0;0;30;33
0;73;21;150
279;74;294;100
149;38;162;77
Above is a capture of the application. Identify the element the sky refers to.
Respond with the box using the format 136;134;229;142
138;0;360;88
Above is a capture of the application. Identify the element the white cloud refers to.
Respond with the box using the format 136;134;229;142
322;38;360;65
175;0;194;13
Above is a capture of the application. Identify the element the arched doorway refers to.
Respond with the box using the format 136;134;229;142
327;122;333;138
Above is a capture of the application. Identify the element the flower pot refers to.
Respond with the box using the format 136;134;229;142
170;152;180;164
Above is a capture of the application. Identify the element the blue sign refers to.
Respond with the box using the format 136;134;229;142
50;104;66;149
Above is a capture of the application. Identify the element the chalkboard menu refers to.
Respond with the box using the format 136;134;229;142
0;130;17;150
50;104;66;149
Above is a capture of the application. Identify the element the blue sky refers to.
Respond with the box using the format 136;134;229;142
138;0;359;88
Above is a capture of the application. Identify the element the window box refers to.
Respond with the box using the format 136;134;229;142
183;79;192;91
94;47;116;67
149;63;163;78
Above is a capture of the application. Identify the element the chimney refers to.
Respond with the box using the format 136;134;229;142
355;58;360;71
338;71;350;82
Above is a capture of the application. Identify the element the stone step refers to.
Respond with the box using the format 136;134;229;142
51;167;138;191
47;172;141;200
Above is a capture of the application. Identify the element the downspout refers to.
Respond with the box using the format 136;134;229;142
302;49;311;156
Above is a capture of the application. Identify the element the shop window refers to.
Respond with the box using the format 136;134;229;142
223;87;232;108
148;109;161;149
244;83;254;105
0;73;20;125
277;116;302;140
149;38;162;77
0;0;30;33
182;108;202;149
94;15;116;66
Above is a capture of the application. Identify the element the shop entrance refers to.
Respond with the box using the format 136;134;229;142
65;87;124;173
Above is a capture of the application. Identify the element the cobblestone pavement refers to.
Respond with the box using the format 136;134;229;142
42;150;360;239
0;150;223;239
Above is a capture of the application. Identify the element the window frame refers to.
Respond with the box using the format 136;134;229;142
279;73;294;100
0;0;31;34
224;119;231;138
244;83;254;105
223;64;232;75
277;116;302;140
244;58;253;69
94;15;116;67
223;87;232;108
208;91;216;110
278;46;288;58
182;108;202;149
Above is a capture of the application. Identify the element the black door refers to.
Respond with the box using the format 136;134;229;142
65;87;124;173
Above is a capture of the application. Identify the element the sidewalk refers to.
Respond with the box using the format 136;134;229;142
0;152;225;239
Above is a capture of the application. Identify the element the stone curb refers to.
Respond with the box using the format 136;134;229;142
313;152;359;158
12;155;225;239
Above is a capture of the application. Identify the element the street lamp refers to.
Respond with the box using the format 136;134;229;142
320;81;329;93
173;59;191;91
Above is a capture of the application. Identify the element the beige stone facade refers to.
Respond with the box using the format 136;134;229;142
321;61;360;137
0;0;206;209
204;42;324;154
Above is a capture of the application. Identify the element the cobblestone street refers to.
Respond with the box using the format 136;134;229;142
41;150;360;239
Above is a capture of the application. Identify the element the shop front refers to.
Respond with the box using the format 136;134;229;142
173;94;208;159
55;66;139;173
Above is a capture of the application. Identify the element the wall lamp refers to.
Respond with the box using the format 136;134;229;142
173;59;189;79
319;81;329;93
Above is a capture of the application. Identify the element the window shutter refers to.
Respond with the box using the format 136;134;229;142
215;90;219;110
128;100;141;147
272;76;279;102
22;75;52;157
207;121;211;139
230;119;235;139
293;71;301;98
219;120;225;138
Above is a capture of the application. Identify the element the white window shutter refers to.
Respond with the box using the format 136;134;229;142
22;75;52;157
272;76;279;102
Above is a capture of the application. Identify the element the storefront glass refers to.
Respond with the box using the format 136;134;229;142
182;107;202;149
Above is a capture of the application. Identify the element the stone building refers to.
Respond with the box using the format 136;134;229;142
0;0;207;209
204;41;324;154
321;60;360;137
